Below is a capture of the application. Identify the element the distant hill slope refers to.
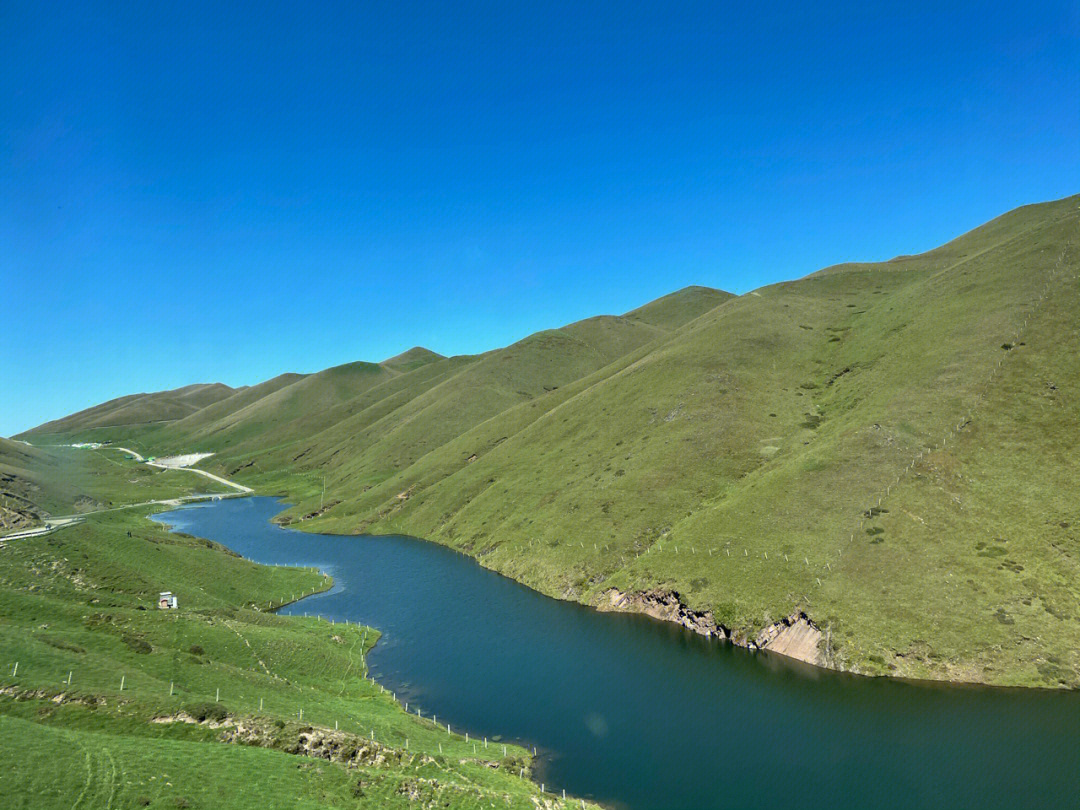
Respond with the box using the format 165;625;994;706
17;194;1080;687
624;284;733;329
28;382;236;436
20;289;728;466
381;346;446;372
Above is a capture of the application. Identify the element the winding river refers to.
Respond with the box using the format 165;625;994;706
154;496;1080;810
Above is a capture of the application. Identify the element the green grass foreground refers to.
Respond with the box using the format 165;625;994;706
0;506;592;809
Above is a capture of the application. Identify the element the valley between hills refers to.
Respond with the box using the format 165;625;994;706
11;193;1080;688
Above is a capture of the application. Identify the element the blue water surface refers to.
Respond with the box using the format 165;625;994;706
154;497;1080;810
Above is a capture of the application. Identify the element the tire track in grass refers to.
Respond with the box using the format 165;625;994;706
103;745;120;810
69;733;95;810
337;629;362;696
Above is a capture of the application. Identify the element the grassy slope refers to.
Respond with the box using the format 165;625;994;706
16;194;1080;687
29;383;237;437
333;196;1079;687
623;284;733;329
0;443;231;533
146;372;311;446
0;459;588;809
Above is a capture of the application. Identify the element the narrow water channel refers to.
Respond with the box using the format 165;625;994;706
154;496;1080;810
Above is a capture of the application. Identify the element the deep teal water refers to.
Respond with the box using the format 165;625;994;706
154;497;1080;810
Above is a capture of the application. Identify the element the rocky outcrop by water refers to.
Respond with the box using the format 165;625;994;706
752;612;825;666
599;587;730;639
598;588;826;668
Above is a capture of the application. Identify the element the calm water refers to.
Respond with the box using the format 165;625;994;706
154;497;1080;810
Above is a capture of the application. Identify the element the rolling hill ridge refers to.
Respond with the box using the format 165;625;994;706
18;194;1080;687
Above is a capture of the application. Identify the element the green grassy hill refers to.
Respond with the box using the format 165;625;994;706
28;383;237;438
18;194;1080;687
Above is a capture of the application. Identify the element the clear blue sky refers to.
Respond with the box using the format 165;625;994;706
3;1;1078;436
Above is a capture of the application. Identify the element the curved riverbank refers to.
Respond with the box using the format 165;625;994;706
155;496;1080;810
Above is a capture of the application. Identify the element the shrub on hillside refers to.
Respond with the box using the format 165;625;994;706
185;701;229;723
121;633;152;654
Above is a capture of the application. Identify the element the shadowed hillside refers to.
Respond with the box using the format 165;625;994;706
19;194;1080;686
0;438;52;531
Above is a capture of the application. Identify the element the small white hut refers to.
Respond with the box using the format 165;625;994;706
158;591;178;609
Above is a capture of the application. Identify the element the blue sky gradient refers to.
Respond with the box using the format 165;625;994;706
3;1;1078;435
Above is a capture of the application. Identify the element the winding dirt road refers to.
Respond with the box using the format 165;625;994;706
0;445;252;544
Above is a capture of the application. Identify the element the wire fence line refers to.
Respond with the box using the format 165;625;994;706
835;241;1076;567
2;646;502;758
